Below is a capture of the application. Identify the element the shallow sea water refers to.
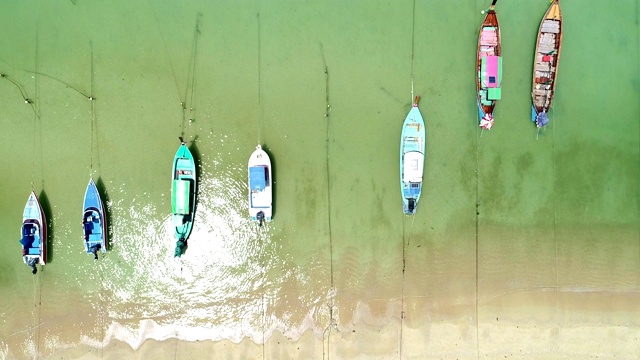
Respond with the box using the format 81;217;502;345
0;0;638;359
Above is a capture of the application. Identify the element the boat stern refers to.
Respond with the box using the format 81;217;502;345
250;208;272;222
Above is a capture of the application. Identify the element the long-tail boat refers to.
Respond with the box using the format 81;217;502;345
476;0;502;131
531;0;563;129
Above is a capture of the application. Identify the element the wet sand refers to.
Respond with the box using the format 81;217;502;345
4;293;639;359
2;224;639;359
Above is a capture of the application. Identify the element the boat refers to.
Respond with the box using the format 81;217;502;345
248;144;272;226
172;137;197;257
19;191;46;274
531;0;562;129
82;178;107;260
476;0;502;130
400;96;426;215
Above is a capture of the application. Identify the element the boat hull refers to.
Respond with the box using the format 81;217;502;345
476;4;502;130
400;98;426;215
172;143;197;247
531;0;562;127
248;145;273;223
82;178;108;258
20;191;46;267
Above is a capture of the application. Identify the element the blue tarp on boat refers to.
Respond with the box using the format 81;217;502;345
249;166;266;191
536;111;549;127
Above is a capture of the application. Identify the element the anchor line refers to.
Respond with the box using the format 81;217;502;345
475;89;480;359
99;264;105;359
89;41;97;176
402;2;417;354
0;73;30;105
37;270;44;356
256;14;266;356
261;266;266;360
410;0;416;101
399;218;406;358
551;107;558;317
31;25;41;190
319;42;335;360
185;13;202;133
257;13;263;145
145;0;186;134
31;274;38;357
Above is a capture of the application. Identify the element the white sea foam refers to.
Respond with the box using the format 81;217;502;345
84;296;334;351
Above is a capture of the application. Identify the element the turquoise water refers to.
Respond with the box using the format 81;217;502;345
1;0;639;358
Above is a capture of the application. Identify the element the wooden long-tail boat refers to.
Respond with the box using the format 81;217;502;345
531;0;563;128
476;0;502;131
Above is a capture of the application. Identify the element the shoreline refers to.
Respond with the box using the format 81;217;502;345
2;288;638;359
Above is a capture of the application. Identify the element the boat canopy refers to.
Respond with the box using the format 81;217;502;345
481;55;502;100
403;151;424;183
172;179;191;215
249;166;267;191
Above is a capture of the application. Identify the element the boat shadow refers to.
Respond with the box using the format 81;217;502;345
38;189;54;264
188;135;202;215
95;177;112;251
261;144;276;220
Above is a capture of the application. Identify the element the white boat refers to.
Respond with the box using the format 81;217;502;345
400;96;426;215
19;191;46;274
248;145;272;226
82;178;108;260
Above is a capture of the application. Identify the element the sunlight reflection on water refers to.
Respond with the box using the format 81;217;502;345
98;167;277;342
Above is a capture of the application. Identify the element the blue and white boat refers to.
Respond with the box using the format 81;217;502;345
19;191;46;274
400;96;426;215
172;138;197;257
248;145;272;226
82;178;107;260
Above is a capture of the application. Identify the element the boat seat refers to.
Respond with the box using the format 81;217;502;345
403;152;424;183
84;222;94;233
25;226;40;254
20;234;34;249
172;180;191;215
249;166;268;191
407;183;421;196
173;213;191;226
88;234;102;241
92;221;102;234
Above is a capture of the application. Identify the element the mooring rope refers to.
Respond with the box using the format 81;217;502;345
410;0;416;102
256;13;263;145
186;13;202;132
88;41;97;176
319;41;336;360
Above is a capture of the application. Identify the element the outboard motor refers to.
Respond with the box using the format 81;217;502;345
175;236;187;257
90;244;101;261
408;199;416;214
256;211;265;227
27;257;38;274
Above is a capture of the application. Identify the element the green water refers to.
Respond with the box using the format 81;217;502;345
1;0;638;358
